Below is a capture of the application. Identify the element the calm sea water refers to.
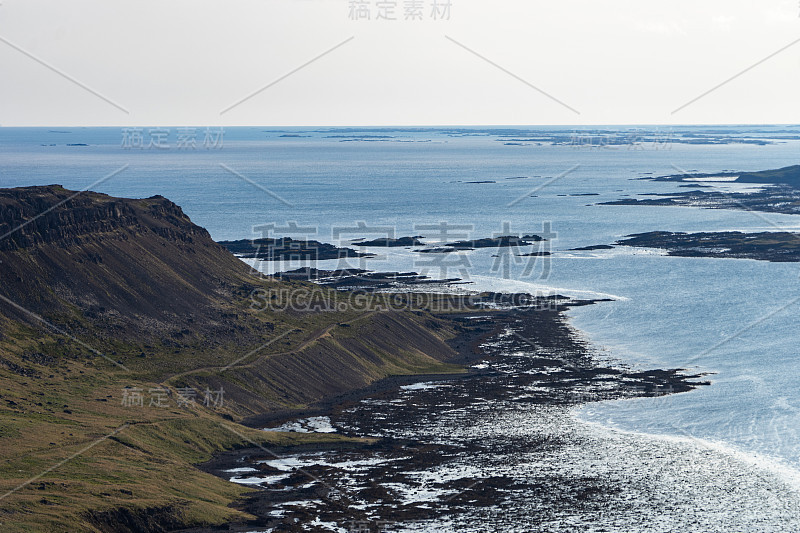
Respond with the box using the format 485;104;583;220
2;125;800;487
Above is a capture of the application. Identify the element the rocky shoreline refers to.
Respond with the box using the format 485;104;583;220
614;231;800;262
218;234;548;261
600;185;800;216
567;231;800;263
600;164;800;216
589;165;800;262
180;296;708;532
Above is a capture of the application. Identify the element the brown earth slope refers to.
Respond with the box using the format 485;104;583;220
0;184;258;337
0;186;466;532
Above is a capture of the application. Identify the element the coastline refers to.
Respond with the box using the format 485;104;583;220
237;304;500;431
184;298;715;532
3;137;800;531
573;407;800;495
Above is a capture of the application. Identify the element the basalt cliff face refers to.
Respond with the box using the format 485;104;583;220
0;185;257;339
0;185;463;389
0;186;467;532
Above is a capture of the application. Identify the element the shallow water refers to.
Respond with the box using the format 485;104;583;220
231;315;800;532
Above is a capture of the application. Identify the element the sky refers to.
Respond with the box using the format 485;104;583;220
1;0;799;126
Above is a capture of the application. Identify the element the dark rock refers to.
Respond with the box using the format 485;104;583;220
615;230;800;262
570;245;614;251
355;236;424;247
218;237;372;261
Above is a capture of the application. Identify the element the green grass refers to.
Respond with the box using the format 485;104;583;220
0;293;466;531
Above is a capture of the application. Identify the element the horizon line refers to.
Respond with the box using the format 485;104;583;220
2;123;800;129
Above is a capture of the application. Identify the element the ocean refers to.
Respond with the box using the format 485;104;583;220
3;125;800;526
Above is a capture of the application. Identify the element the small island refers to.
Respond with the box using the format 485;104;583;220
416;234;545;253
615;231;800;262
354;236;425;247
601;165;800;216
218;237;373;260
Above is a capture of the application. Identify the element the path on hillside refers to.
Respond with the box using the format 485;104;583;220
160;310;384;384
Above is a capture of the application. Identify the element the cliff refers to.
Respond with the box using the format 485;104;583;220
0;186;468;532
0;185;256;338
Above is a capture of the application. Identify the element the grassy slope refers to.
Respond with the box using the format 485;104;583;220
0;294;465;532
0;187;466;531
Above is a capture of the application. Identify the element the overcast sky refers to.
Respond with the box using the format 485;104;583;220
1;0;799;126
